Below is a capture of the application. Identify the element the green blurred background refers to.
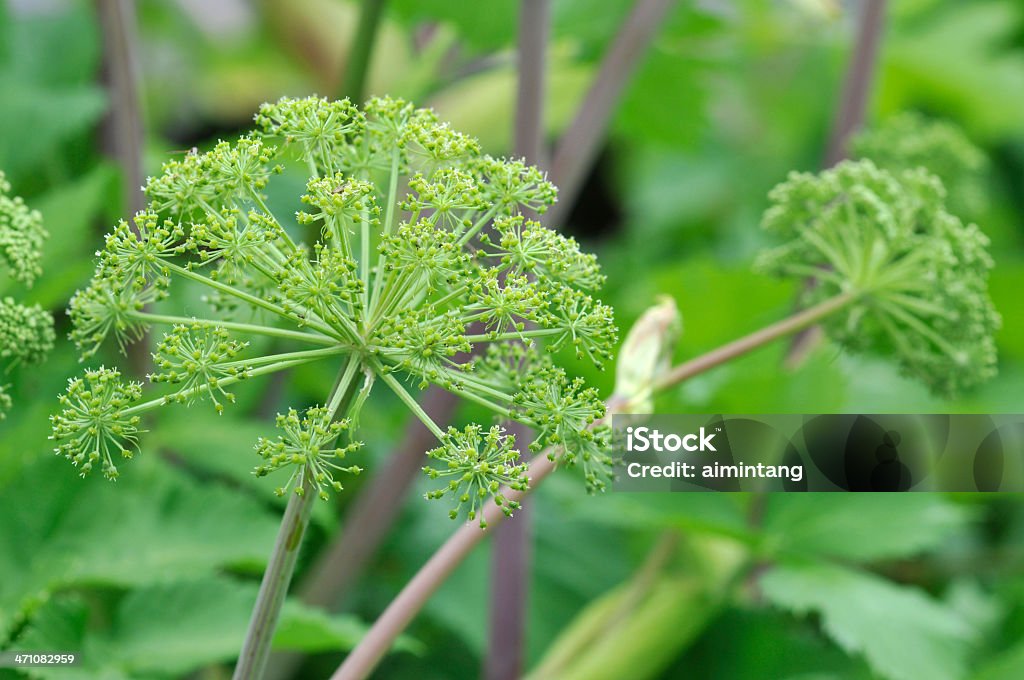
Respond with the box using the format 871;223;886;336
1;0;1024;678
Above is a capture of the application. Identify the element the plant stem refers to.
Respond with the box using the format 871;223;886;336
233;471;317;680
653;291;856;393
341;0;388;101
95;0;149;377
515;0;548;165
330;292;858;679
487;1;550;676
823;0;888;168
95;0;145;217
787;0;887;365
544;0;674;227
233;357;362;680
219;346;350;371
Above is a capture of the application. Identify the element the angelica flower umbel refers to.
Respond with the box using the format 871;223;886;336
0;171;55;418
757;159;1000;396
53;96;616;518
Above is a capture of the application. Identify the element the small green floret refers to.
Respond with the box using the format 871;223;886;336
50;367;144;480
0;297;55;365
424;424;530;528
149;324;250;413
514;367;613;492
254;406;363;500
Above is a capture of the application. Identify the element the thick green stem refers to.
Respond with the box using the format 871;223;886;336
234;356;363;680
233;471;317;680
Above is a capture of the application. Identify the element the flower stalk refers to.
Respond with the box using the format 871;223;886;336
652;291;856;392
233;471;316;680
234;356;362;680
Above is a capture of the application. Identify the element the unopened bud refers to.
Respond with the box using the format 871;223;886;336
613;296;681;414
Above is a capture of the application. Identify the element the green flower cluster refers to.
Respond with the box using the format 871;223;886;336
50;367;143;480
851;112;987;216
0;171;54;418
254;407;363;500
0;171;47;286
757;159;999;396
52;97;616;519
149;324;250;413
424;424;529;528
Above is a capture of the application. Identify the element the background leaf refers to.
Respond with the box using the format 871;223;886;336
14;576;394;680
761;561;975;680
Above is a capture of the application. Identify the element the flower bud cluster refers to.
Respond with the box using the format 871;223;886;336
149;324;250;413
254;406;363;500
758;158;999;396
424;424;529;528
50;367;143;479
0;172;54;418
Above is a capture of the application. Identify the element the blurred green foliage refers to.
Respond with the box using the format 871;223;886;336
1;0;1024;679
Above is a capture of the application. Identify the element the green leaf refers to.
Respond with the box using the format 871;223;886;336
614;12;717;150
672;608;876;679
0;78;106;181
0;457;280;640
3;1;101;86
973;640;1024;680
389;0;518;51
14;576;392;680
0;0;106;182
882;3;1024;140
11;597;115;680
761;561;975;680
760;494;970;561
18;165;118;307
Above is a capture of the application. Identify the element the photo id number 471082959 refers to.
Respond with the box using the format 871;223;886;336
0;652;79;668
